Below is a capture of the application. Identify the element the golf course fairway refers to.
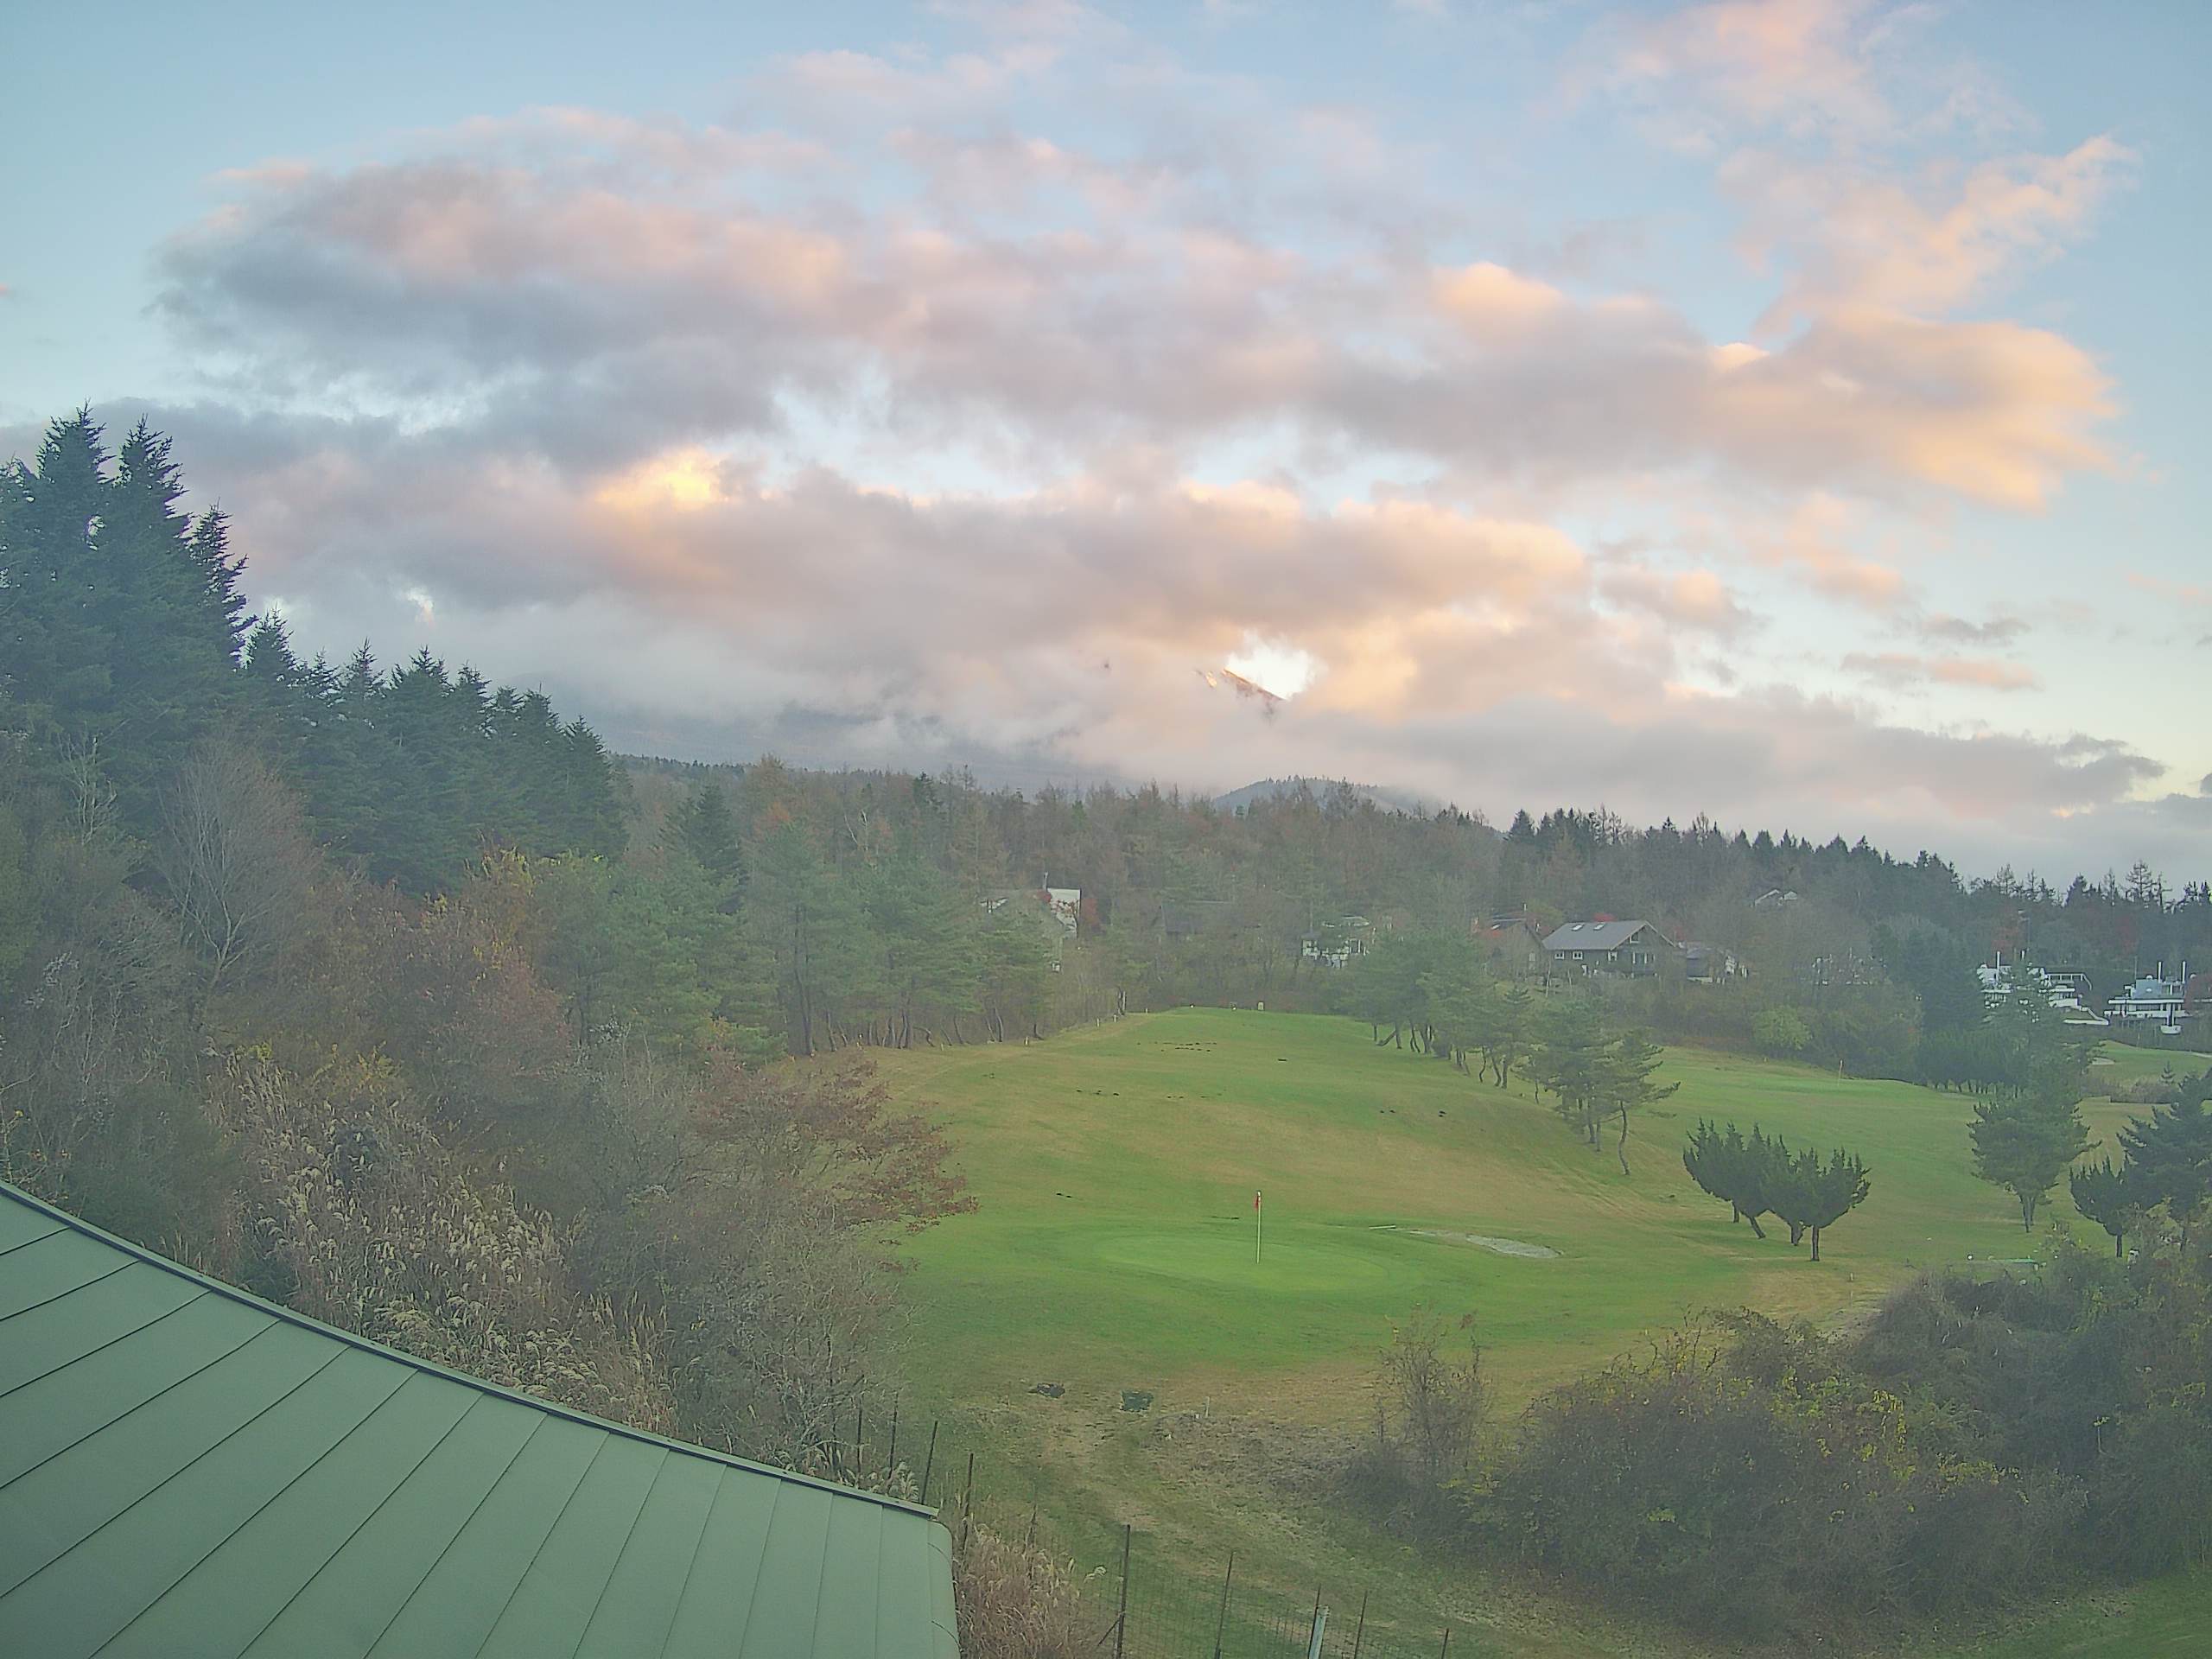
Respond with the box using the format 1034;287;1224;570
863;1007;2208;1656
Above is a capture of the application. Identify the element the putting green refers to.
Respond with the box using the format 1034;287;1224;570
1090;1224;1396;1291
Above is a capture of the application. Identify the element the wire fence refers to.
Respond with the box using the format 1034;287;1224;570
825;1412;1472;1659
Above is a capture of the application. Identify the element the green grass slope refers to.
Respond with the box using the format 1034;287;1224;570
885;1008;2133;1413
872;1008;2204;1656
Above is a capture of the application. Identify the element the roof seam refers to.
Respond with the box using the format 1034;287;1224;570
659;1455;726;1655
733;1478;784;1659
0;1312;281;1497
87;1357;414;1658
559;1444;673;1659
0;1182;934;1519
9;1342;349;1605
0;1285;213;1404
467;1429;617;1659
579;1446;706;1659
0;1256;135;1325
0;1221;66;1261
236;1371;486;1657
361;1404;551;1659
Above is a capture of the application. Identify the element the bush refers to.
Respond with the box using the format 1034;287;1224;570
216;1054;677;1433
952;1522;1101;1659
1475;1313;2081;1639
1751;1007;1810;1058
1346;1306;1484;1533
1454;1238;2212;1642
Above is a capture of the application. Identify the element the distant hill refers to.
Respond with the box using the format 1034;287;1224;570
1215;776;1443;817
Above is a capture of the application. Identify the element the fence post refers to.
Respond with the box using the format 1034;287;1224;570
1211;1551;1234;1659
919;1421;938;1506
1306;1591;1327;1659
1439;1626;1451;1658
1350;1590;1367;1659
1114;1523;1131;1659
960;1452;976;1549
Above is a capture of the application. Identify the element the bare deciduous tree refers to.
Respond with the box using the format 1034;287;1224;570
154;742;319;987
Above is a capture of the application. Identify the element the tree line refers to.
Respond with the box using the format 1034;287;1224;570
1344;927;1683;1174
0;414;976;1478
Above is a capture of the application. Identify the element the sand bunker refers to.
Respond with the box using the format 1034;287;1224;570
1375;1226;1560;1259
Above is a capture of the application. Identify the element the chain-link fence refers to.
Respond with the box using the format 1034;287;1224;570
830;1412;1471;1659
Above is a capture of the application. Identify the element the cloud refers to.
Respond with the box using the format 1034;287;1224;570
2129;572;2210;607
1733;135;2135;327
1842;651;2040;693
1572;0;2023;156
117;397;2186;879
1600;565;1760;639
1918;612;2029;647
152;100;2116;512
1573;0;1893;153
45;10;2173;879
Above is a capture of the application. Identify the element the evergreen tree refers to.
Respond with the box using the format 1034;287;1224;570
750;818;868;1057
1529;997;1611;1151
2116;1092;2212;1245
2069;1155;2137;1257
1971;1091;2094;1230
1770;1146;1871;1261
669;778;747;898
1599;1027;1678;1176
1683;1121;1790;1239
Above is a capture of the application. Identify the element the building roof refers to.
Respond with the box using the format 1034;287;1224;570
1541;918;1667;953
0;1179;957;1659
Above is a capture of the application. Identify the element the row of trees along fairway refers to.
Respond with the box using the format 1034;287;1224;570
1347;927;1688;1173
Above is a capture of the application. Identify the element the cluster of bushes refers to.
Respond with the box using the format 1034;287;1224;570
1351;1230;2212;1643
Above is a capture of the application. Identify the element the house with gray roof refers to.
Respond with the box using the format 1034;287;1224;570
1541;918;1679;979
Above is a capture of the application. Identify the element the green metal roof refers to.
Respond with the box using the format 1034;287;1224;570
0;1180;959;1659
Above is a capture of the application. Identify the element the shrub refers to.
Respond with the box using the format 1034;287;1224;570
952;1522;1101;1659
216;1054;677;1433
1475;1313;2082;1640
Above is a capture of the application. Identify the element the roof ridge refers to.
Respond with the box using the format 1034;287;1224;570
0;1180;938;1522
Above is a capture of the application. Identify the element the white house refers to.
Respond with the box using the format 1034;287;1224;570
2110;970;2189;1030
1980;954;2109;1027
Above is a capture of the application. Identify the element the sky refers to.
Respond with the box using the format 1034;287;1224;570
3;0;2207;879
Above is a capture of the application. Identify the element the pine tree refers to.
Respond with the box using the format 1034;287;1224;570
1599;1027;1678;1176
1529;997;1611;1150
2069;1155;2137;1257
1971;1091;2094;1230
2116;1094;2212;1244
1770;1146;1871;1261
669;778;747;898
1;412;118;760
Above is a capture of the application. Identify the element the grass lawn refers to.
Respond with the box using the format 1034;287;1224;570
870;1009;2204;1656
2088;1039;2211;1093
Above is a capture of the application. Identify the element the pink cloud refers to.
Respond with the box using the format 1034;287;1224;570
1843;651;2040;693
1736;135;2135;327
